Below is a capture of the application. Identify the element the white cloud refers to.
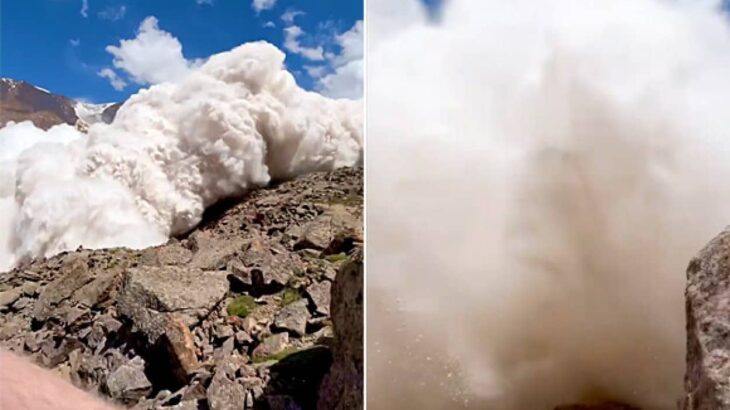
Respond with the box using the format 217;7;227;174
332;20;363;66
252;0;276;13
317;59;363;99
69;38;81;47
316;20;363;99
97;68;127;91
263;21;276;28
98;5;127;22
80;0;89;18
283;26;325;61
281;9;304;24
105;16;193;85
304;65;327;79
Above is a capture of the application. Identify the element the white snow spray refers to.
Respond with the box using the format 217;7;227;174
0;42;362;271
367;0;730;409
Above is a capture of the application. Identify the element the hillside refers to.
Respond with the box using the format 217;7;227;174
0;167;363;410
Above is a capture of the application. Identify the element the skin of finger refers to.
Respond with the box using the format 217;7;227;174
0;350;119;410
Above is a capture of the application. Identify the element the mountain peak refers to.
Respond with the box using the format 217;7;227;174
0;77;120;130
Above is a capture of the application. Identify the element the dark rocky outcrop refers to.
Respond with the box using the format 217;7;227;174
684;228;730;410
0;167;363;409
317;248;363;410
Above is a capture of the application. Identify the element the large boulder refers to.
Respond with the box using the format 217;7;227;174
317;248;363;410
684;228;730;409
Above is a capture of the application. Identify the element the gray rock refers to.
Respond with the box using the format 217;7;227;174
156;243;194;266
206;372;246;410
73;269;119;308
40;338;82;367
252;333;289;362
0;317;27;340
294;208;360;251
106;358;153;403
20;281;40;296
274;299;310;337
118;266;228;342
33;254;93;321
213;337;236;362
213;324;235;340
24;331;48;352
685;228;730;409
242;238;303;289
64;306;89;325
228;259;253;287
306;281;331;316
235;330;252;345
0;287;23;308
318;248;363;410
189;231;245;271
11;296;32;310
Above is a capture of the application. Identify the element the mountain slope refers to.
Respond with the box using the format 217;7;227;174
0;167;363;410
0;78;120;130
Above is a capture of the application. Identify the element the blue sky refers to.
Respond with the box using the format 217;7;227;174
0;0;363;103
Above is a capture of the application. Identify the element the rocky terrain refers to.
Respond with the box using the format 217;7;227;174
0;77;120;130
0;167;363;410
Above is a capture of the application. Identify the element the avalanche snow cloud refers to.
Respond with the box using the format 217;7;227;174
368;0;730;409
0;42;362;271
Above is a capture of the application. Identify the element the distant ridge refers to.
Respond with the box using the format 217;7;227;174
0;77;121;130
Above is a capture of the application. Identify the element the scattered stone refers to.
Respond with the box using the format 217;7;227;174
106;357;153;403
253;333;289;362
228;259;253;287
206;371;246;410
160;317;201;383
20;281;39;296
189;232;245;271
155;243;193;266
242;238;301;290
306;281;332;316
0;287;23;308
40;338;83;367
33;254;93;321
213;324;235;340
274;299;310;337
12;297;32;310
235;330;253;345
23;331;46;352
73;270;119;308
294;208;359;252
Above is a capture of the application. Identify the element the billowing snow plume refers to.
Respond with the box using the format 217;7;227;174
0;41;362;271
367;0;730;409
